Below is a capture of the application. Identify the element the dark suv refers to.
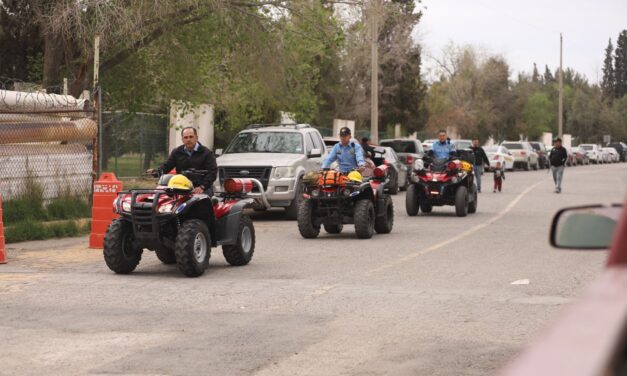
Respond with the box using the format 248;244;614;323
608;142;627;162
529;142;548;169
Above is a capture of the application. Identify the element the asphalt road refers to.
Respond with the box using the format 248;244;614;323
1;163;625;376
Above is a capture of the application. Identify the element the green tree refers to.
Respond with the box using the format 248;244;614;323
614;30;627;99
531;63;539;83
601;38;615;101
522;92;554;139
543;65;554;84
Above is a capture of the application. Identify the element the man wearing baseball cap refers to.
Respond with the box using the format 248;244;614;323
322;127;366;173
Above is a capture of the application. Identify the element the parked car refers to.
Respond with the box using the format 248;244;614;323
379;138;425;170
500;141;539;170
529;142;549;169
500;202;624;375
580;143;602;164
451;139;472;150
565;147;577;167
571;146;590;165
484;145;515;171
608;142;627;162
378;146;408;194
215;123;327;219
323;137;339;153
422;139;436;152
602;147;620;163
599;147;610;163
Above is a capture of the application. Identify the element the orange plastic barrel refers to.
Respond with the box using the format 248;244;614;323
89;173;123;248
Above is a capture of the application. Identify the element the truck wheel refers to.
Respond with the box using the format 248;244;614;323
155;249;176;264
103;219;143;274
175;219;210;277
324;223;343;234
455;186;468;217
374;195;394;234
223;215;255;266
298;199;320;238
354;199;375;239
468;185;478;214
420;203;433;213
285;178;303;220
524;160;530;171
533;161;539;170
405;184;419;216
388;177;399;194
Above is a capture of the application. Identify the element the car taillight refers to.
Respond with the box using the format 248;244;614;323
373;165;388;178
224;178;253;194
521;151;526;156
407;155;414;164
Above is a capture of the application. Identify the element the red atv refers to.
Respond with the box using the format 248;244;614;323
104;169;257;277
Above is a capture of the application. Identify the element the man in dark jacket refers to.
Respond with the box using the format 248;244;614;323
471;138;491;193
549;138;568;193
148;127;218;194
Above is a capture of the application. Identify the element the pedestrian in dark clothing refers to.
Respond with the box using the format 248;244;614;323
493;161;505;192
470;138;491;193
148;126;218;195
361;137;375;160
549;138;568;193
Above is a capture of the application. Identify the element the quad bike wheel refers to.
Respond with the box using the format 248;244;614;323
468;185;478;214
155;249;177;264
455;186;468;217
354;199;375;239
298;199;320;238
374;195;394;234
223;215;255;266
175;219;210;277
405;184;419;216
103;219;143;274
324;223;343;234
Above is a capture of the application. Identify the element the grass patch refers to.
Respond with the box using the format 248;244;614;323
107;154;166;178
46;195;91;220
5;219;91;244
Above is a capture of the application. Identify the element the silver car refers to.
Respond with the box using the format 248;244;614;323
215;124;327;219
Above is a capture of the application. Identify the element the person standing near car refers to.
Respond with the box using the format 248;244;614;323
361;136;376;160
470;138;491;193
147;126;218;195
322;127;366;173
549;137;568;194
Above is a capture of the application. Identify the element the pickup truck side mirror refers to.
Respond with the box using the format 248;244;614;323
308;148;322;158
550;204;622;249
215;149;223;156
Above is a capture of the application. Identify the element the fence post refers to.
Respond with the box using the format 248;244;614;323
0;193;6;264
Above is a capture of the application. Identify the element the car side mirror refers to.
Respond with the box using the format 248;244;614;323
308;148;322;158
215;149;223;156
550;205;622;249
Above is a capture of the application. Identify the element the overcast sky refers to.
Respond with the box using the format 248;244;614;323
415;0;627;84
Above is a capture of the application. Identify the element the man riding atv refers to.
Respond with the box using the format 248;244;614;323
322;127;366;173
428;129;457;161
147;126;218;194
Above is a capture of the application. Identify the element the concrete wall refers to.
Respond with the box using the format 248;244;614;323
332;119;355;137
169;103;214;150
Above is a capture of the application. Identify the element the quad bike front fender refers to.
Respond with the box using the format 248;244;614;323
215;199;253;246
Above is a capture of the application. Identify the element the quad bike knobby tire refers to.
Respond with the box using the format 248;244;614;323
155;248;177;264
298;199;320;238
374;195;394;234
455;186;468;217
324;223;343;234
354;199;375;239
103;219;143;274
405;184;419;216
222;215;255;266
468;185;478;214
175;219;210;277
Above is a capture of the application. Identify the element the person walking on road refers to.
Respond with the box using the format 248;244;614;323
549;138;568;194
470;138;491;193
492;161;505;193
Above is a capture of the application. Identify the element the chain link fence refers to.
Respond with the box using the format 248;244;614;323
101;112;169;178
0;78;97;202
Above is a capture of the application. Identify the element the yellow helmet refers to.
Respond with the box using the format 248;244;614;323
167;174;193;191
347;170;363;183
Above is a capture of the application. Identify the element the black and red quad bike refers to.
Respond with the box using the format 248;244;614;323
297;165;394;239
103;169;258;277
405;157;478;217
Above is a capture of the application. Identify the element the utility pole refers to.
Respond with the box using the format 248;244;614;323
558;33;563;138
370;0;379;144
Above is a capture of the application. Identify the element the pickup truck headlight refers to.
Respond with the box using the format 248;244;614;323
273;166;296;179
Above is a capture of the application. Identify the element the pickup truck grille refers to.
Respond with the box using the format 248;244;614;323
220;166;272;189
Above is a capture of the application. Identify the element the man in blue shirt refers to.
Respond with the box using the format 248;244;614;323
429;129;456;160
322;127;366;173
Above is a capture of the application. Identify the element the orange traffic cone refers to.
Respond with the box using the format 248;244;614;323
0;193;7;264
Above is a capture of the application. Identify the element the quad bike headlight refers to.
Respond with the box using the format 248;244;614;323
413;159;424;171
342;188;351;197
121;199;131;212
311;188;320;197
273;166;296;179
158;202;175;214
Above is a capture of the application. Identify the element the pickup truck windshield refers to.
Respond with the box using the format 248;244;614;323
380;140;416;153
502;143;523;150
225;132;304;154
